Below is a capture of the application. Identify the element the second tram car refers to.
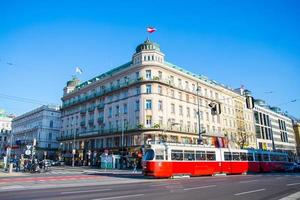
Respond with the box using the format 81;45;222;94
142;142;289;178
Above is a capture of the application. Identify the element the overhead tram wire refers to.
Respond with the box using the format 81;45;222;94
0;93;56;106
275;99;300;107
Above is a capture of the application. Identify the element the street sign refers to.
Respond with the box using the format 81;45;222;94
25;150;31;155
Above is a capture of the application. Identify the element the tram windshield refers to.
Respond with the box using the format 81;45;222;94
143;149;155;161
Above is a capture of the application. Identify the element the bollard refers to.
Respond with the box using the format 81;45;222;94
9;163;13;173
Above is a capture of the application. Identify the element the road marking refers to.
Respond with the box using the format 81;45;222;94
207;178;227;181
234;189;265;196
240;179;258;183
287;183;300;186
279;191;300;200
150;183;173;187
0;185;25;190
184;185;216;191
92;194;144;200
61;189;112;194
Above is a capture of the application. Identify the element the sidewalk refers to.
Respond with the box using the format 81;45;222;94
51;166;142;175
0;170;28;178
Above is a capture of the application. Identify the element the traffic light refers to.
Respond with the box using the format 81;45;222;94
246;96;254;109
209;102;221;115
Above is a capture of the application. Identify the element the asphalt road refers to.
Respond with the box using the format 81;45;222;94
1;173;300;200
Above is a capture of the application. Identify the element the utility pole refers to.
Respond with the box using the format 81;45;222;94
72;131;76;167
196;82;202;144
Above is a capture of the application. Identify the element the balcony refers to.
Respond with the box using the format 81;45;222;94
97;117;104;124
88;106;95;112
88;119;94;125
80;121;86;127
80;109;86;115
97;103;105;110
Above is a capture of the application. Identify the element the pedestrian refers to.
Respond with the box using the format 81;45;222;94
15;156;20;172
132;159;137;173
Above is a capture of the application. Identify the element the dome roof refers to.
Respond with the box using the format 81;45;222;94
67;77;80;87
135;39;160;53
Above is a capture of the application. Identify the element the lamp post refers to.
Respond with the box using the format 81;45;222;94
196;83;203;144
72;131;76;167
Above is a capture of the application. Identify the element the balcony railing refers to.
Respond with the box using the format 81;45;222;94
88;106;95;112
80;121;86;126
62;76;204;109
97;117;104;124
88;119;94;125
97;103;105;110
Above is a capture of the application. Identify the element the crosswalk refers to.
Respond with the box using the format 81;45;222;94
44;171;84;175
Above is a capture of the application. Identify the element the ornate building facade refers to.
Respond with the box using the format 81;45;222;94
59;39;256;165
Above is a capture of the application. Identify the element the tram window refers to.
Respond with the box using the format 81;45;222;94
263;154;269;161
247;153;254;161
240;153;247;161
224;152;231;161
143;149;154;161
270;154;276;161
196;151;206;160
155;149;164;160
255;153;262;161
171;150;183;160
206;151;216;161
232;152;240;161
184;151;195;161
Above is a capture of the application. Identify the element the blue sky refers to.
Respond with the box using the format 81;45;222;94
0;0;299;118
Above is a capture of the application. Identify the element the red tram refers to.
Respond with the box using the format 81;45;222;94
142;142;290;178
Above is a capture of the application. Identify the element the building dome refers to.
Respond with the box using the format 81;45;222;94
135;39;161;53
255;99;268;108
67;77;80;87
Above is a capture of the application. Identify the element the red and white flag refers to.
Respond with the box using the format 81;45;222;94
147;27;157;33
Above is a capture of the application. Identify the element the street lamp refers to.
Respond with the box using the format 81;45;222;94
196;83;203;144
72;131;76;167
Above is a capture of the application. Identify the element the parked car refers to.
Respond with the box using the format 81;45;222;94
51;160;65;166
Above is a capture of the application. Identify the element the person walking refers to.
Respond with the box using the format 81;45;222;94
132;159;137;173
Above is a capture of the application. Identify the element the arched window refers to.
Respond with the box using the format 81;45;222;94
152;55;154;60
148;56;150;61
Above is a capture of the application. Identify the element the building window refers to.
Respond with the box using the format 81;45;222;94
169;76;174;84
146;115;152;127
187;107;190;117
135;100;140;111
178;79;182;87
179;105;183;116
146;70;152;79
193;109;197;118
186;94;189;102
49;120;53;128
171;104;175;114
171;90;175;97
136;86;141;95
158;85;162;94
146;84;152;93
135;71;140;80
123;104;128;114
158;71;162;80
158;116;163;127
108;107;112;117
49;132;52;140
158;100;163;111
115;105;120;116
178;92;182;100
146;100;152;109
